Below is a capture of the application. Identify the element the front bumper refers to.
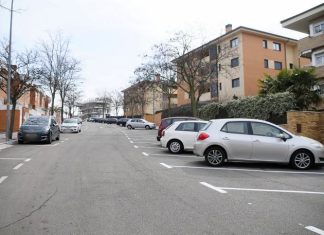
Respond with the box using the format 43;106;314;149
61;127;78;132
18;132;48;142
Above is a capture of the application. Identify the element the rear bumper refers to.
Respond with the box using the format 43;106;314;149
193;142;205;157
157;136;160;141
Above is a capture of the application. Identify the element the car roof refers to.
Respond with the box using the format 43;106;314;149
162;116;199;120
173;120;208;124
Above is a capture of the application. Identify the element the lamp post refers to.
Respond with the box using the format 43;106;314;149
6;0;14;141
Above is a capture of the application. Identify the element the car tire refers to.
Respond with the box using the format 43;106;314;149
167;140;183;154
127;125;132;129
18;139;23;144
56;133;60;141
290;150;314;170
145;125;150;130
79;129;81;133
204;146;226;167
46;132;52;144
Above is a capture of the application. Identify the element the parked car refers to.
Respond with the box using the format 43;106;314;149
157;117;200;141
116;118;129;127
18;116;60;144
193;118;324;170
126;118;156;130
106;118;118;124
61;118;81;133
161;120;208;153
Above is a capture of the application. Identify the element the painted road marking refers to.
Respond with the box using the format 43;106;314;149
136;146;164;149
0;144;13;150
305;226;324;235
162;164;324;175
60;141;65;143
134;145;139;149
142;152;149;156
150;153;197;158
0;158;26;160
13;163;24;170
200;182;227;194
0;176;8;184
24;158;31;162
160;163;173;169
200;182;324;195
130;141;134;143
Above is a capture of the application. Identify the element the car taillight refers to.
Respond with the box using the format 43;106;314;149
197;132;209;141
162;130;165;137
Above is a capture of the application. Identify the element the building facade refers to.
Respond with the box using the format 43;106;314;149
177;25;310;106
77;99;109;119
281;3;324;99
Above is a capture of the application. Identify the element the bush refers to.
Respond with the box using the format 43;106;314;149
198;92;296;124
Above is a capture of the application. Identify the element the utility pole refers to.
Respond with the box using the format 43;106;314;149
6;0;14;141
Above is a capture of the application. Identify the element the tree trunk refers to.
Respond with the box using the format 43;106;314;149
68;106;72;118
60;99;64;122
9;99;17;140
50;92;56;115
189;88;198;117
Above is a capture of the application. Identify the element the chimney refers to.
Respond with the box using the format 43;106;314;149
225;24;232;33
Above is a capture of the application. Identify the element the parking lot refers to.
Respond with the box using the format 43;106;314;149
121;126;324;234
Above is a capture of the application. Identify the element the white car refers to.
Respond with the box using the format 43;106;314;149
126;118;156;130
60;118;82;133
161;120;208;153
193;118;324;170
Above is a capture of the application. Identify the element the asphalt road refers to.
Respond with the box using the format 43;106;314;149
0;122;323;235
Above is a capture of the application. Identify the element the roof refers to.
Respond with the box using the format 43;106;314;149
173;26;298;62
281;3;324;33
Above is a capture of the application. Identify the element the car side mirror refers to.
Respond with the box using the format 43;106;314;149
278;133;287;142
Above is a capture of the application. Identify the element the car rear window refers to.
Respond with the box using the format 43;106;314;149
161;119;172;127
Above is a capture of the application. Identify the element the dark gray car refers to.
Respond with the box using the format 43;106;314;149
18;116;60;144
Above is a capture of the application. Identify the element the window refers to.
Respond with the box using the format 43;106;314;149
251;122;290;138
219;82;222;91
230;38;239;48
273;42;281;51
232;78;240;88
274;61;282;70
197;123;207;131
264;59;269;68
175;122;195;132
218;64;222;71
262;40;268;48
315;52;324;66
314;23;324;34
221;122;249;134
209;47;217;61
289;63;294;69
231;57;239;67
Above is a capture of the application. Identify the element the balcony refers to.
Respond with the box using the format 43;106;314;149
303;64;324;79
298;34;324;57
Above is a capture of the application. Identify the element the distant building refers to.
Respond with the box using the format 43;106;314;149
77;99;108;119
281;3;324;101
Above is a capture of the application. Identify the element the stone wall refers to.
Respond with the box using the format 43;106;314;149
286;111;324;144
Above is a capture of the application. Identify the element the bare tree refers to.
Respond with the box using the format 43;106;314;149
0;43;39;138
110;90;123;116
38;33;71;116
151;31;238;116
98;90;112;118
65;89;82;118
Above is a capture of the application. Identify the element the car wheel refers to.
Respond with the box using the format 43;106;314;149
127;125;132;129
18;139;23;144
79;129;81;133
56;133;60;141
46;132;52;144
290;150;314;170
145;125;150;130
167;140;183;154
205;146;226;167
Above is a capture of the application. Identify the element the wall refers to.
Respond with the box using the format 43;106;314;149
286;111;324;144
0;110;21;132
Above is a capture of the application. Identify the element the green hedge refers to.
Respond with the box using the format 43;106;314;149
198;92;296;124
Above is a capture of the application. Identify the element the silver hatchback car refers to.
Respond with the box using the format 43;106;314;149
193;119;324;170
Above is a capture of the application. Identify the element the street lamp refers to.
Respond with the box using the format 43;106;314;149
6;0;14;141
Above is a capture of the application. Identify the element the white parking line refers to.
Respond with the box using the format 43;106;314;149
160;163;173;169
200;182;324;195
150;153;197;158
0;144;12;150
305;226;324;235
200;182;227;194
134;145;139;149
13;163;24;170
130;141;134;143
0;158;26;160
162;164;324;175
0;176;8;184
24;158;31;162
142;152;149;156
136;146;164;149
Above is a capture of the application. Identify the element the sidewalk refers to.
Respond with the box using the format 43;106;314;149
0;132;17;144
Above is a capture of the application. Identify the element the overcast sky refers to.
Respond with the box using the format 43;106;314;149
0;0;323;101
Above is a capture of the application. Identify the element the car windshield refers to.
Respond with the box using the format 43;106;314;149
63;119;78;123
24;117;49;126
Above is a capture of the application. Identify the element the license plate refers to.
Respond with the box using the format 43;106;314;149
26;134;38;140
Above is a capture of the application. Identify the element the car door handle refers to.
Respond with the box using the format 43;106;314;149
222;137;230;140
253;139;260;142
